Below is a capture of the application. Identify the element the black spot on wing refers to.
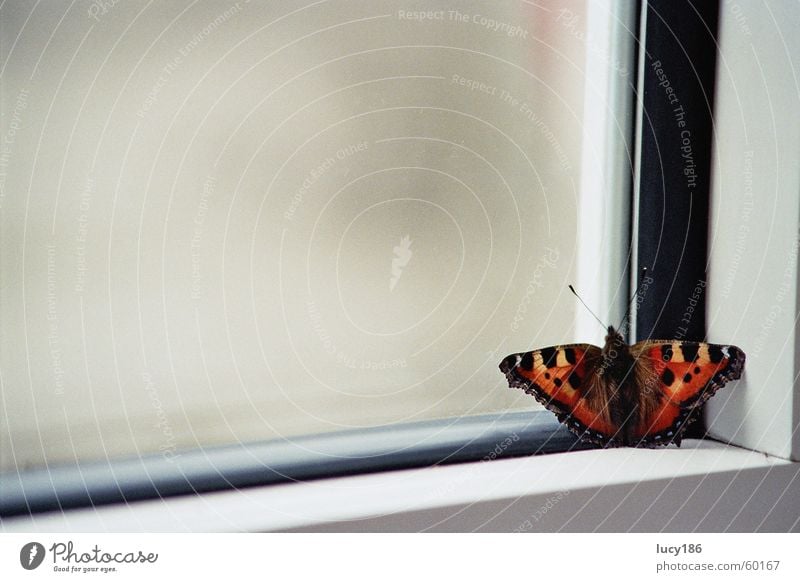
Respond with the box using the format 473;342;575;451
564;348;577;365
661;344;674;362
662;368;675;386
683;373;692;383
520;352;534;371
680;344;699;363
553;377;563;388
568;372;581;389
708;345;724;363
540;347;558;368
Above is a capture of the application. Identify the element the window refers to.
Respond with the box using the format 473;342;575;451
0;0;631;470
1;0;635;517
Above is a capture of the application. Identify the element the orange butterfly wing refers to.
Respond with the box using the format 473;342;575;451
499;344;621;446
629;341;746;446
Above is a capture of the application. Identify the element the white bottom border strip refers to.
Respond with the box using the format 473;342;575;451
1;533;798;581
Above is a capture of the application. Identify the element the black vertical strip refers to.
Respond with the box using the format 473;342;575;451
636;0;719;342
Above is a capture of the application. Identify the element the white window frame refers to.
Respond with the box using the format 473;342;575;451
704;0;800;462
575;0;636;342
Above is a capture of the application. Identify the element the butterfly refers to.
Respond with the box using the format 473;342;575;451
499;326;745;447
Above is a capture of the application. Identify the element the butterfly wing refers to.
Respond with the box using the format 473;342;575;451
629;341;746;446
499;344;621;446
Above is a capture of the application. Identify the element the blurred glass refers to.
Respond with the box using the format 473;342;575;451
0;0;593;470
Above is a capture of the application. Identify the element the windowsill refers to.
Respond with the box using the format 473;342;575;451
3;438;797;532
0;411;591;518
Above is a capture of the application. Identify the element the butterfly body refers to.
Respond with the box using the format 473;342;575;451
500;327;745;448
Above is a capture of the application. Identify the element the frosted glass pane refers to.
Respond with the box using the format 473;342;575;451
0;0;591;470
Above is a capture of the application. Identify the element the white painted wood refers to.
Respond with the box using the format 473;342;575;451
2;441;793;532
575;0;637;343
706;1;800;460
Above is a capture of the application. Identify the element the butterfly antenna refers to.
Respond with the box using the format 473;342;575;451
617;267;648;332
568;285;607;330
